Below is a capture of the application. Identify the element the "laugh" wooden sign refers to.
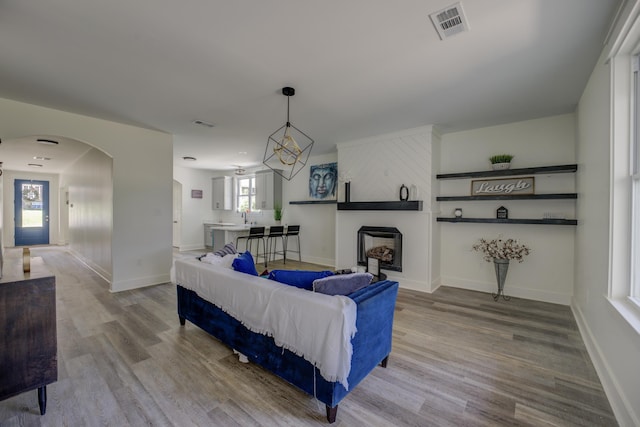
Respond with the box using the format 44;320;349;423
471;177;535;196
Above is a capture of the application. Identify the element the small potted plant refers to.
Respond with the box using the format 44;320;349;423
489;154;514;170
273;203;282;224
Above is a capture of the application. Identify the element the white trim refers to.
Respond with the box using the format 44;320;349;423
442;276;572;305
297;255;335;269
572;301;640;427
606;0;640;59
111;274;171;292
386;276;434;293
608;297;640;336
68;248;112;283
179;243;207;251
608;55;633;300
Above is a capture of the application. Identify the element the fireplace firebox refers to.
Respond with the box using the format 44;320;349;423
357;226;402;272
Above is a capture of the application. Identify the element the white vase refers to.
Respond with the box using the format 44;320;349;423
491;162;511;170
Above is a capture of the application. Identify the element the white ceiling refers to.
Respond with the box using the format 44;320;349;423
0;0;621;173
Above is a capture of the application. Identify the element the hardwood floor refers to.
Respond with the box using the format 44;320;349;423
0;247;616;426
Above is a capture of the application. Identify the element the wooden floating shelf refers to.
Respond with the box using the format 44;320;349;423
436;164;577;180
289;200;337;205
337;201;423;211
436;217;577;226
436;193;578;201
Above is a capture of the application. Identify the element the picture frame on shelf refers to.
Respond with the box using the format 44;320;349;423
367;257;380;277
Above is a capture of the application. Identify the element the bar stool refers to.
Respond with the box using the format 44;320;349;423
265;225;284;264
282;225;301;264
235;227;267;267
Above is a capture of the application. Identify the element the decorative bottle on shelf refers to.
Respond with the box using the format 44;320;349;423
399;184;409;201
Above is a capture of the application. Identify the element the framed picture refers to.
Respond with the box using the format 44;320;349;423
309;162;337;200
471;176;535;196
367;257;380;277
191;189;203;199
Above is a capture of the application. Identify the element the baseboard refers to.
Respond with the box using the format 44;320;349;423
431;275;442;293
179;243;206;251
384;273;433;293
571;301;639;427
68;249;112;284
442;276;572;305
299;255;335;268
111;274;171;293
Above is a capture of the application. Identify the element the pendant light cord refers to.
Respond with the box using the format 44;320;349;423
286;95;291;127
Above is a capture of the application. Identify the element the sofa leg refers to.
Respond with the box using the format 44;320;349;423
179;316;185;326
380;355;389;368
326;405;338;423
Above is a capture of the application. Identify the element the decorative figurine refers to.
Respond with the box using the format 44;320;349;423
497;206;509;219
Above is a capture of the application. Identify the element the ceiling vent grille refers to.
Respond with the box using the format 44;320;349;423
192;119;215;128
429;2;469;40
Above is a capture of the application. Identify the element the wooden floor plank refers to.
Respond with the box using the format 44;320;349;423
0;247;617;426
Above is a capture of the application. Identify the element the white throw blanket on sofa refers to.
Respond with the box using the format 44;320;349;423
175;258;358;389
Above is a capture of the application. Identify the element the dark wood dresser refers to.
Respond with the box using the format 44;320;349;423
0;257;57;415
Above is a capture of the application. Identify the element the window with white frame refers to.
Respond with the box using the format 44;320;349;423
236;176;256;212
632;54;640;304
607;2;640;333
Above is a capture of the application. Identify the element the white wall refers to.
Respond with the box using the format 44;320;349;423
282;152;338;267
173;165;220;251
335;126;435;292
60;148;113;281
0;97;173;292
438;114;577;305
573;47;640;426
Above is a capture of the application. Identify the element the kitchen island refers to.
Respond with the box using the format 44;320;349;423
203;222;251;251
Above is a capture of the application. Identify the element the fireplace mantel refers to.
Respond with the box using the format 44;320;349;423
337;201;423;211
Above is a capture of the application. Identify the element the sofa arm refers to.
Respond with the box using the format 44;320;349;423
329;280;399;406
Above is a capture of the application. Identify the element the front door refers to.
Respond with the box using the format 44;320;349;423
14;179;50;246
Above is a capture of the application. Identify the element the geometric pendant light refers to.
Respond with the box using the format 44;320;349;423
263;87;314;181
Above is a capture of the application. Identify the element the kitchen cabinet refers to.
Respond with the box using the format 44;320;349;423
212;176;232;210
254;170;282;210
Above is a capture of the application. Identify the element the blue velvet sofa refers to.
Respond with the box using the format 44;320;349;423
177;277;399;423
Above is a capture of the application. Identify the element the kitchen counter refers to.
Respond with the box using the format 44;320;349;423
209;225;252;231
204;223;276;250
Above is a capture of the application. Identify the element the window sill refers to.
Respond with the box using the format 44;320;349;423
608;297;640;336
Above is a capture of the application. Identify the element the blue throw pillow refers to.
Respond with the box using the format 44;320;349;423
267;270;334;290
232;252;258;276
313;273;374;296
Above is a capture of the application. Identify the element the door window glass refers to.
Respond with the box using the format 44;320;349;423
21;183;44;228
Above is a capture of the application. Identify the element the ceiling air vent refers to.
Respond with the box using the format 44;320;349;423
429;2;469;40
192;119;215;128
